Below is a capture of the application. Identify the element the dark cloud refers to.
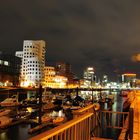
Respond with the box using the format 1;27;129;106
1;0;140;80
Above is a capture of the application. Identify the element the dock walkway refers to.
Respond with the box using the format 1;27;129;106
131;91;140;140
120;90;140;140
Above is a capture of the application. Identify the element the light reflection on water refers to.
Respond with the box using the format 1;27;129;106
101;91;124;139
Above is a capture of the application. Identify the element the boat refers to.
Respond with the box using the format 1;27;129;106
0;116;13;128
22;98;37;105
0;109;11;117
41;109;65;124
53;117;64;124
43;102;55;110
0;97;20;107
50;109;65;124
41;114;52;122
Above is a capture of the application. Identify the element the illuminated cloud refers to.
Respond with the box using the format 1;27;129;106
1;0;140;80
132;54;140;62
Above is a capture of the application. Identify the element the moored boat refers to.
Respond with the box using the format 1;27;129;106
0;109;11;117
0;116;13;128
0;97;20;107
41;114;52;123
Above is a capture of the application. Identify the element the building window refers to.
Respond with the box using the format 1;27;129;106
0;60;3;65
4;61;9;66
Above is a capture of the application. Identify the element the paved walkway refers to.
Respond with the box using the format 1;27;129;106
117;90;140;140
131;90;140;140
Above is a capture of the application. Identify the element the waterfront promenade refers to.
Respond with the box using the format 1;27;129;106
119;90;140;140
131;90;140;140
29;89;140;140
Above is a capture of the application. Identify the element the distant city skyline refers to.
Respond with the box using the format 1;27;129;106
1;1;140;80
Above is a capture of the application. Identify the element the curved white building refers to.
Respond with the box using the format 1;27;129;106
20;40;46;87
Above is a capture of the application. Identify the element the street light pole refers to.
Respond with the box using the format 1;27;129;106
38;84;42;124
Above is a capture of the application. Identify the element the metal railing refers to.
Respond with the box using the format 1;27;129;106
100;110;129;129
30;104;133;140
72;104;95;118
30;112;93;140
72;104;101;137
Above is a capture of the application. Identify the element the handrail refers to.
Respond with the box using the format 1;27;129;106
101;110;129;114
75;104;94;113
30;112;93;140
72;104;101;137
101;110;129;129
72;104;94;118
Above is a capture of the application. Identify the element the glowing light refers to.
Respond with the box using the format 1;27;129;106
27;107;33;113
123;73;136;76
54;76;68;88
1;132;7;139
87;67;94;71
131;53;140;62
4;81;9;86
136;54;140;61
20;80;35;87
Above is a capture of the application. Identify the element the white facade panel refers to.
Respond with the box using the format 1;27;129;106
20;40;46;87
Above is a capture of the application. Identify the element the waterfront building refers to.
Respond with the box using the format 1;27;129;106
135;79;140;87
83;67;95;87
15;51;23;58
54;75;68;88
121;73;136;88
102;75;108;86
44;66;56;88
0;51;21;86
55;62;74;85
16;40;46;87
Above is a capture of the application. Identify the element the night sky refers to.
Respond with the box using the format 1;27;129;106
1;0;140;80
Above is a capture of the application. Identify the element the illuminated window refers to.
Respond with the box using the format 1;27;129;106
0;60;2;65
4;61;9;66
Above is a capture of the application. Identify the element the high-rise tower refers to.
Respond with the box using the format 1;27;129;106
55;62;74;84
16;40;46;87
83;67;95;87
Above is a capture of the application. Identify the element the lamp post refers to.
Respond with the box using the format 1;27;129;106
91;74;94;103
38;84;42;124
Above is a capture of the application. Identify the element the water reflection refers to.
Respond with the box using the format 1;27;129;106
0;124;30;140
